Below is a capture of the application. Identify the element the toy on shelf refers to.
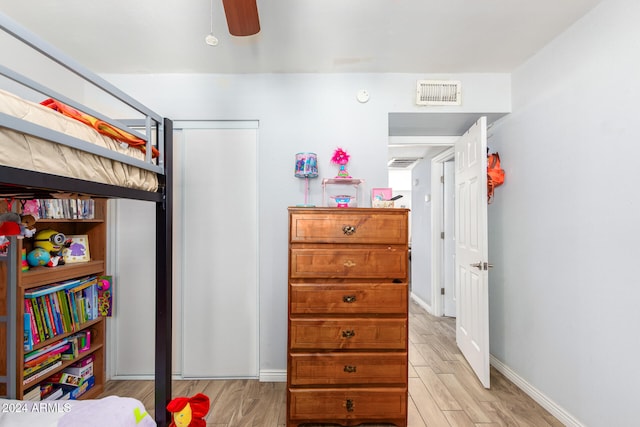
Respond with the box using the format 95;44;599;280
330;147;351;178
322;178;364;207
34;229;72;267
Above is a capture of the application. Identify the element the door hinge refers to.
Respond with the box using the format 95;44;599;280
440;175;444;183
441;288;445;295
440;231;445;239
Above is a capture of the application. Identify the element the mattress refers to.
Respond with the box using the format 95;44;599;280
0;89;159;192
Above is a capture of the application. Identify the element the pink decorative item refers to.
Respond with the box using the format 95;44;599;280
330;147;351;178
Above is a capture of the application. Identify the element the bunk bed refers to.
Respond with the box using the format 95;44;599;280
0;12;173;427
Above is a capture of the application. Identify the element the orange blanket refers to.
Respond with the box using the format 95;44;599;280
41;98;159;158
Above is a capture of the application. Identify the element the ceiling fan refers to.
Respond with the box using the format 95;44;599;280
222;0;260;36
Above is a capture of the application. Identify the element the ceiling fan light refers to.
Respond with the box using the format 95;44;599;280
205;34;219;46
222;0;261;36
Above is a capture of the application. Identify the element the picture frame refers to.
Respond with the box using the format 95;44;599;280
62;234;90;263
371;187;392;203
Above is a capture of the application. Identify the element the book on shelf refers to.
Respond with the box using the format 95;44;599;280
24;276;101;343
33;198;95;220
44;374;95;400
23;385;42;401
24;353;62;377
42;387;64;401
63;356;94;381
24;313;34;351
24;338;69;364
23;360;62;385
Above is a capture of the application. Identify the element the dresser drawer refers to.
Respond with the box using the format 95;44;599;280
290;282;407;315
289;318;407;350
289;352;407;386
288;387;407;424
290;210;408;244
290;247;407;279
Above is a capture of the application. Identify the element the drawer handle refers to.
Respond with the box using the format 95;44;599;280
342;295;356;303
342;329;356;338
343;260;356;268
343;365;357;373
345;399;355;412
342;225;356;235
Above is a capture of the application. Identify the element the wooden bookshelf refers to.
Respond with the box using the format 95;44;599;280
11;198;107;400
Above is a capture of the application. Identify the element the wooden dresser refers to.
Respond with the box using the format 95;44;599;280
287;207;409;427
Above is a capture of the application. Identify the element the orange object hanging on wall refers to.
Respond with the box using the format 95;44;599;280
41;98;159;158
487;152;505;203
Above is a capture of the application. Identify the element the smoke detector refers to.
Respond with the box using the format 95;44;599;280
416;80;461;106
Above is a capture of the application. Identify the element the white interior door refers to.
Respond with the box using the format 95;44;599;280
443;160;456;317
181;123;258;378
454;116;490;388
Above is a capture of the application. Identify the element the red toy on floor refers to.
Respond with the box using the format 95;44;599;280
167;393;210;427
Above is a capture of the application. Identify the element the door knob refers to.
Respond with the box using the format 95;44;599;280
470;262;493;270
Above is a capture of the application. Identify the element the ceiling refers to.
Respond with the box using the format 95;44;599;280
0;0;602;75
0;0;602;164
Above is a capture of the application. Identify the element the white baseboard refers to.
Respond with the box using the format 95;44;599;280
259;369;286;382
410;292;433;314
490;355;584;427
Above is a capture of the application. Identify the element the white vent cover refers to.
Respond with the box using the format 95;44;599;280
388;157;422;169
416;80;461;106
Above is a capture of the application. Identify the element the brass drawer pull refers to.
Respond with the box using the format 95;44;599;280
341;329;356;338
343;365;357;373
343;260;356;267
345;399;355;412
342;225;356;235
342;295;356;303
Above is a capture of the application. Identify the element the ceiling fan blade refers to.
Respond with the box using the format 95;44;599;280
222;0;260;36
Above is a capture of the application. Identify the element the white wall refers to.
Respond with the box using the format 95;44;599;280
102;73;510;376
488;0;640;425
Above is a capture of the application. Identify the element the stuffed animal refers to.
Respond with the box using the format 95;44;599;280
166;393;210;427
34;229;72;267
20;214;37;238
0;212;21;236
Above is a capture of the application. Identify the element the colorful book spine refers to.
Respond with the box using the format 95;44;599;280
36;297;52;340
24;299;41;345
29;298;45;342
24;313;33;351
44;295;58;337
23;360;62;386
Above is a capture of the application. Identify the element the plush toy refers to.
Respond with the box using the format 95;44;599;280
19;214;37;239
166;393;210;427
0;212;21;236
34;229;72;267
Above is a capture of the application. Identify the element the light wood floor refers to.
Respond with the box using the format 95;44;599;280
101;301;563;426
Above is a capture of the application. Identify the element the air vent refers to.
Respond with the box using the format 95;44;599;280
388;157;422;169
416;80;461;106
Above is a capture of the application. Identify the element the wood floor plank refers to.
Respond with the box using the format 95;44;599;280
408;377;451;427
443;410;476;427
414;366;462;411
438;373;493;424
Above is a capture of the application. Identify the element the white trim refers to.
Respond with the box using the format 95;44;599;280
490;355;586;427
410;292;433;315
430;146;454;316
259;370;287;383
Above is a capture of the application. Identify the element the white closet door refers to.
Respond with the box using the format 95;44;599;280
110;199;157;377
181;125;258;378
